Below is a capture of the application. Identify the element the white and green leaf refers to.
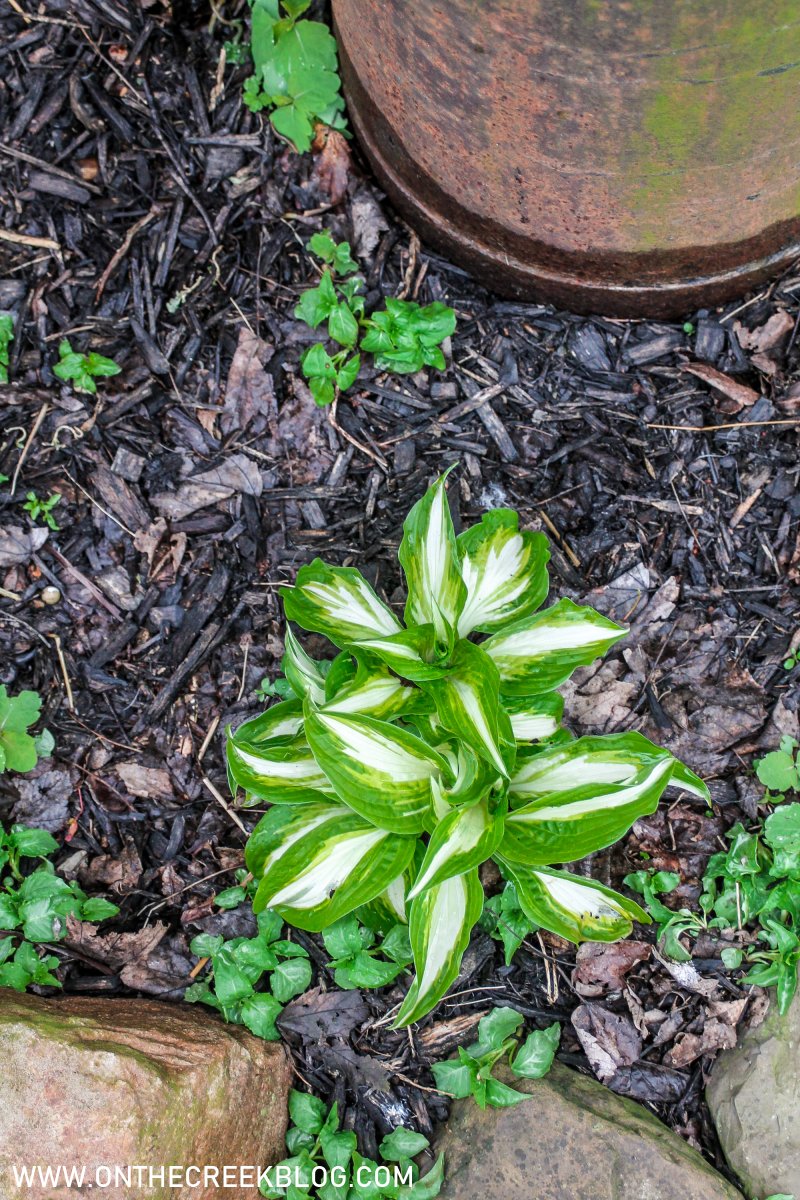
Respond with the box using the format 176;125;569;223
282;627;326;704
503;692;564;743
255;808;416;932
304;707;449;834
229;699;304;746
351;625;449;683
408;797;505;900
395;868;484;1026
398;473;466;647
422;640;511;777
500;861;649;943
483;598;627;695
227;728;332;805
457;509;549;636
245;801;344;879
283;559;402;647
323;661;414;721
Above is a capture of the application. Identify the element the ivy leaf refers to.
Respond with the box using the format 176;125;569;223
510;1021;560;1078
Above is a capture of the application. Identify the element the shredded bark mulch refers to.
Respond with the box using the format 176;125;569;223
1;0;799;1179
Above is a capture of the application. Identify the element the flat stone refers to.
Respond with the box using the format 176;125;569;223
0;991;290;1200
436;1062;743;1200
707;990;800;1199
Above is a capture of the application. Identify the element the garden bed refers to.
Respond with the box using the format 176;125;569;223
1;0;799;1184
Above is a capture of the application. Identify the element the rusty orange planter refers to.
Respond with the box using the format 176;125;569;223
333;0;800;316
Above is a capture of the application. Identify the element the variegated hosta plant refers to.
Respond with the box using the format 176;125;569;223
227;474;708;1025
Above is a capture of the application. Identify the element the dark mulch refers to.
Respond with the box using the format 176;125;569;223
1;0;799;1178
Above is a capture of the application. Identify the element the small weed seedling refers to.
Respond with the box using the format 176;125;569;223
0;687;54;776
479;880;538;964
186;903;312;1040
322;911;412;989
23;491;61;531
431;1006;560;1109
0;823;119;991
0;312;14;384
242;0;348;153
295;233;456;406
262;1089;444;1200
53;339;120;394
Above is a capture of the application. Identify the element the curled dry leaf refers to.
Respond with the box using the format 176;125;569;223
572;940;652;998
571;1002;642;1083
682;362;760;413
0;524;48;567
311;127;354;205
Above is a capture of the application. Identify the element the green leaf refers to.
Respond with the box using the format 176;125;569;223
7;826;58;860
483;1078;530;1108
255;808;416;931
483;599;627;695
457;510;550;636
501;861;649;944
430;1057;474;1098
323;661;413;722
475;1005;523;1052
395;869;484;1026
764;803;800;878
755;748;798;794
350;626;449;684
502;733;693;866
511;1021;560;1078
422;639;511;776
241;992;283;1039
271;955;313;1002
503;692;563;743
227;732;333;805
398;472;466;647
304;707;448;834
289;1089;328;1135
283;627;327;704
270;103;314;152
80;897;119;922
296;274;339;329
336;353;360;391
408;797;504;901
283;560;402;647
328;302;359;348
0;688;43;775
379;1128;430;1161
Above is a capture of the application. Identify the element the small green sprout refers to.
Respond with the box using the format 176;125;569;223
23;491;61;531
0;312;14;384
53;339;121;394
0;687;54;776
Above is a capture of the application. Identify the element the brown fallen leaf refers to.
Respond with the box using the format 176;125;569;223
151;452;264;520
664;1018;738;1067
351;187;389;260
312;127;354;204
278;986;368;1043
572;941;652;998
82;841;143;895
733;310;794;356
221;326;278;436
0;524;48;567
65;912;167;971
571;1002;642;1083
683;361;760;413
116;761;174;800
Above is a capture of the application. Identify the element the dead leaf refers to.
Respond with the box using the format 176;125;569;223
664;1018;738;1067
82;841;143;895
278;986;368;1043
653;951;718;998
351;187;389;260
116;761;174;800
151;452;264;520
311;127;354;205
571;1002;642;1083
733;311;794;356
266;382;335;484
11;768;72;832
221;327;277;436
65;913;167;971
572;941;652;998
683;362;760;413
0;524;48;567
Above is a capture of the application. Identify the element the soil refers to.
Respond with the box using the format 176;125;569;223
1;0;799;1181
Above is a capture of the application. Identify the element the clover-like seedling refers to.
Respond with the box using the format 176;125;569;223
53;339;120;394
23;491;61;531
0;687;54;776
227;473;709;1024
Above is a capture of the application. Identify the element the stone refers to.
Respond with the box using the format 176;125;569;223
0;991;290;1200
435;1062;743;1200
707;990;800;1199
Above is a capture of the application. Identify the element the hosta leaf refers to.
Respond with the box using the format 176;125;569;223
351;625;448;683
283;560;401;647
255;810;415;931
395;869;484;1026
283;628;326;704
398;473;466;647
408;797;506;900
227;731;332;805
457;510;549;636
502;737;678;865
500;861;649;943
323;661;414;721
483;599;626;695
304;708;448;833
229;700;304;746
245;802;342;879
503;692;564;743
422;639;512;777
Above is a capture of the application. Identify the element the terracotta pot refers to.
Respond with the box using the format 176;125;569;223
332;0;800;316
